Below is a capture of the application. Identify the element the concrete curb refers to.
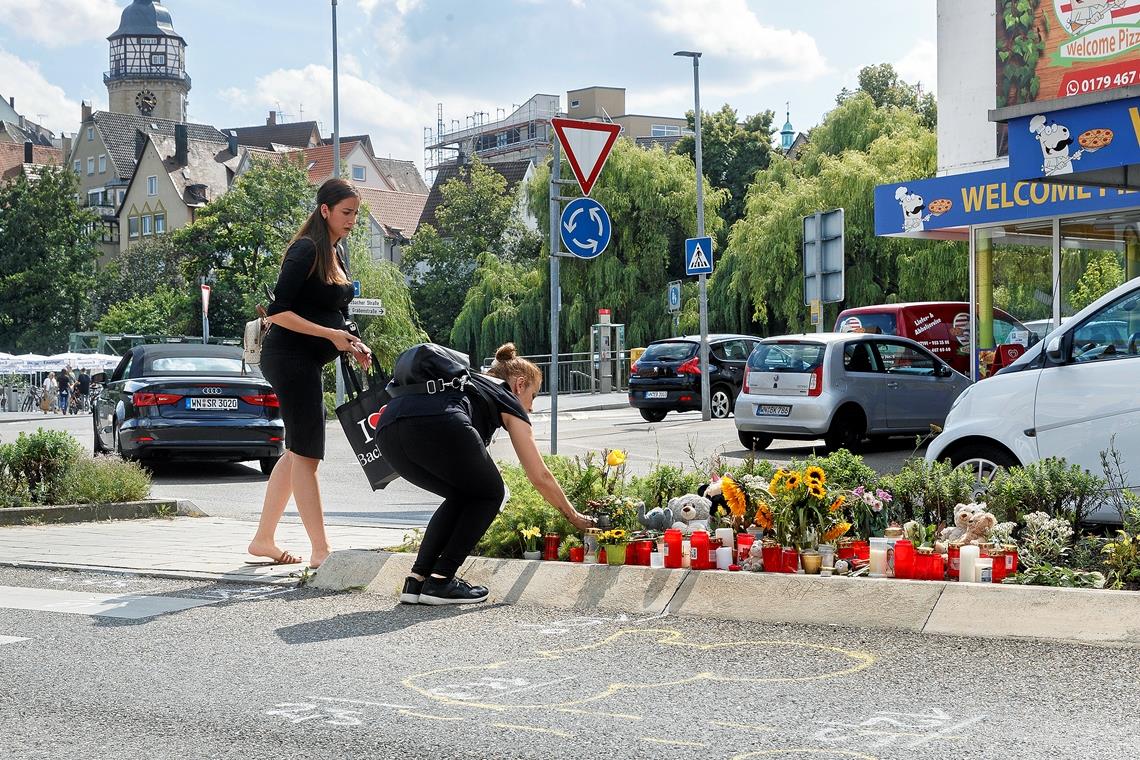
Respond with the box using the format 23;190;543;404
311;550;1140;647
0;498;186;526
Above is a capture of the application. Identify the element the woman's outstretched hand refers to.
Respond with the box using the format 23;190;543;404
568;511;596;531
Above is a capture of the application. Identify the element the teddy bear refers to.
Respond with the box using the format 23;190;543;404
939;503;982;546
961;509;998;546
637;503;675;532
666;494;711;536
741;541;764;572
697;477;729;521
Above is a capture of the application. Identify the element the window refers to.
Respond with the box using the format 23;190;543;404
570;99;580;108
147;176;158;196
98;155;107;173
151;52;166;66
874;342;937;376
146;356;253;376
140;36;158;45
843;342;880;373
1070;289;1140;364
352;165;366;182
528;123;537;140
142;215;152;236
87;127;94;141
117;189;126;205
713;339;751;362
651;124;681;137
154;213;166;234
73;160;81;174
128;216;139;239
748;342;826;373
87;189;103;207
86;157;95;175
838;312;897;335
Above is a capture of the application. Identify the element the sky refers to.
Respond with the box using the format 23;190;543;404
0;0;937;172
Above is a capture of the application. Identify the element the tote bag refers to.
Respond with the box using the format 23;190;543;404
335;356;399;490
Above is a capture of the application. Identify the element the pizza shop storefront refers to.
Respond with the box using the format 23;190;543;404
875;93;1140;381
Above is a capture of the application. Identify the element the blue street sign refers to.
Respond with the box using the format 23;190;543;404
667;281;682;312
353;280;361;297
685;236;713;276
559;197;611;260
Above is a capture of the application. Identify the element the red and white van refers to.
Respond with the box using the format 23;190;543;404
833;302;1031;376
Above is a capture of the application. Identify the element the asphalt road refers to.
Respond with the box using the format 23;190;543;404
1;566;1137;760
0;408;919;527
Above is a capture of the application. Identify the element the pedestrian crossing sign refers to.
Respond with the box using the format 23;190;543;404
685;236;713;276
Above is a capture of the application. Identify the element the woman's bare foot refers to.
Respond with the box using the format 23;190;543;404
309;547;331;569
247;540;302;564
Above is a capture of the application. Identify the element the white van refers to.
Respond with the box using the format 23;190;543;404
926;277;1140;523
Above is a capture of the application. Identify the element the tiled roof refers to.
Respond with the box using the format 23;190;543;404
226;121;320;150
418;159;532;232
356;187;427;241
1;121;54;147
374;157;428;194
287;141;363;184
146;135;235;208
0;142;61;181
91;111;226;179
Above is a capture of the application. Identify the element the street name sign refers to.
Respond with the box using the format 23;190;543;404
559;197;611;259
349;298;385;316
550;117;622;196
684;236;713;276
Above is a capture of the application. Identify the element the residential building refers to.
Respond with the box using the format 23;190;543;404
117;124;236;253
105;0;191;124
356;187;427;266
0;141;61;183
565;86;688;142
0;95;57;148
227;112;322;150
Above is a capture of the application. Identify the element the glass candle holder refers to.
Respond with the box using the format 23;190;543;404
853;540;871;561
762;542;782;573
893;540;915;580
868;537;889;578
543;534;561;562
664;529;683;569
781;547;799;574
736;533;756;565
947;543;962;580
817;543;836;570
568;546;585;563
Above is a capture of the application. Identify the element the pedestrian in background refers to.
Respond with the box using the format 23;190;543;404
75;368;91;414
247;178;371;568
379;343;595;605
41;372;56;414
56;367;72;415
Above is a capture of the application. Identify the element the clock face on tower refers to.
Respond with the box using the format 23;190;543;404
135;89;158;115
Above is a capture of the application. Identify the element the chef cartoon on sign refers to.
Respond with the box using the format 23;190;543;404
1031;115;1077;176
895;186;929;233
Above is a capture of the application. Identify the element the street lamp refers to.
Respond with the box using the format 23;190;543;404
674;50;711;422
331;0;346;404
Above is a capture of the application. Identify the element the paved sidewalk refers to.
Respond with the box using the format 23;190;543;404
0;516;409;584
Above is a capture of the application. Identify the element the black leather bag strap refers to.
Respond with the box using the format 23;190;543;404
386;373;471;397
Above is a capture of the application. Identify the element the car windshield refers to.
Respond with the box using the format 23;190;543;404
641;342;697;361
748;342;826;372
144;356;259;376
836;312;896;335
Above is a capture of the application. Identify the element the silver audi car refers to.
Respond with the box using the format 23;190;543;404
734;333;970;451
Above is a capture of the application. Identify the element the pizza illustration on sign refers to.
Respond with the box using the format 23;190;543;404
927;198;953;216
1077;127;1114;151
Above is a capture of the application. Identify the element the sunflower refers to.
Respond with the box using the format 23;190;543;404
805;465;826;485
808;483;827;500
753;501;774;531
721;475;748;518
784;472;803;490
823;522;852;542
829;495;847;513
767;472;785;496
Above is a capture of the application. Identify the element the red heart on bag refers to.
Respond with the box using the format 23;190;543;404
367;411;381;429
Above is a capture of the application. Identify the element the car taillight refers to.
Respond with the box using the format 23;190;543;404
743;369;751;394
242;393;280;408
808;365;823;397
133;392;183;407
631;361;639;375
677;357;701;375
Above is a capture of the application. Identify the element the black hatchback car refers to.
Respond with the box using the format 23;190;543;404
93;344;285;474
628;334;761;421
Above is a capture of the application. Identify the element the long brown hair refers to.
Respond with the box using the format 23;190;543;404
289;178;358;285
486;343;542;390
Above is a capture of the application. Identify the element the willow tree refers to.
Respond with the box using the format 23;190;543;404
450;252;547;362
716;93;965;335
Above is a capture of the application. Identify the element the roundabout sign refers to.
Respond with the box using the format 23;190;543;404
559;197;611;260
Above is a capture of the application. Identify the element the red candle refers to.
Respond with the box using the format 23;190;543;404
664;529;683;569
690;531;711;570
761;543;782;572
990;549;1007;583
947;544;961;580
638;540;653;566
837;541;855;561
893;540;915;580
782;547;799;573
543;534;561;561
1004;546;1019;577
736;533;755;564
927;553;945;581
568;546;584;563
853;540;870;561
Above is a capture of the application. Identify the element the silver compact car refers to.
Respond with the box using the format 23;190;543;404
734;333;970;451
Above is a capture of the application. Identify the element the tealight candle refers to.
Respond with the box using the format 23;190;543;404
974;556;994;584
715;528;735;551
715;546;733;570
868;537;889;578
959;544;980;584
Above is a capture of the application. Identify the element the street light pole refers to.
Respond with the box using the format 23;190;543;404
331;0;345;404
675;50;710;421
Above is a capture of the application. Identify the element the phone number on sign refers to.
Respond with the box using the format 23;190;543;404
1065;70;1138;96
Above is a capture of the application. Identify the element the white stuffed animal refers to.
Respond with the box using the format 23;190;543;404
667;494;711;536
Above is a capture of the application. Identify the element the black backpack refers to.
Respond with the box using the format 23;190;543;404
386;343;473;397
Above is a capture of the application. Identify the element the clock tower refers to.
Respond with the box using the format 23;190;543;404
105;0;190;122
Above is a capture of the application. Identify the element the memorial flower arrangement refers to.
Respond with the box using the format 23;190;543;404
755;466;844;549
517;524;541;554
578;449;643;531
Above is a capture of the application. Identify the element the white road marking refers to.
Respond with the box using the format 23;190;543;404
0;585;216;619
0;635;29;646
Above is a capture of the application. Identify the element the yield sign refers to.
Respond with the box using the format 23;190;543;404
550;117;622;196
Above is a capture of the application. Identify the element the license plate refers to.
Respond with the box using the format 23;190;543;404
645;391;668;399
756;404;791;417
187;397;238;410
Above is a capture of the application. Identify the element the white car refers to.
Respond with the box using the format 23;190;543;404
926;277;1140;523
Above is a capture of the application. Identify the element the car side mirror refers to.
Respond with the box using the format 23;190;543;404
1045;335;1066;364
936;364;952;378
92;372;106;384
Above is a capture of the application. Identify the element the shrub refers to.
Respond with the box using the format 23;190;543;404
5;429;83;504
987;457;1105;525
323;391;337;420
1018;511;1074;567
474;461;575;559
1004;564;1106;589
1102;531;1140;590
61;456;151;504
0;443;32;508
802;449;880;491
879;458;976;526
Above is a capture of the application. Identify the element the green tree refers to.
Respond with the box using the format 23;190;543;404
1069;251;1125;311
91;235;195;334
345;229;427;370
450;252;547;362
838;63;937;129
401;157;532;344
173;155;313;337
674;105;775;227
0;167;100;352
95;285;183;334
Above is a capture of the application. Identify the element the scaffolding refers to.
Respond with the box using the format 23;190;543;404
423;94;561;183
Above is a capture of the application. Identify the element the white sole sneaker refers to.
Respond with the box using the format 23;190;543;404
418;593;487;605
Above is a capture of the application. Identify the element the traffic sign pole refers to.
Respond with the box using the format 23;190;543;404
690;56;711;422
549;137;561;456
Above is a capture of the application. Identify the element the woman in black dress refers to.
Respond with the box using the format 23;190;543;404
379;343;595;605
248;178;372;567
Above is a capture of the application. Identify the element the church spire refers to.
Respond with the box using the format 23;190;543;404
780;102;795;151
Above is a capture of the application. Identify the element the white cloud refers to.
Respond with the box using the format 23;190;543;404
0;48;80;134
894;39;937;95
356;0;421;16
650;0;828;78
0;0;120;47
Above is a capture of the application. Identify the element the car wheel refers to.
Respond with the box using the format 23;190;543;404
710;385;733;419
640;409;667;423
259;456;281;476
93;416;107;455
949;444;1018;500
738;431;773;451
824;407;866;452
112;422;133;462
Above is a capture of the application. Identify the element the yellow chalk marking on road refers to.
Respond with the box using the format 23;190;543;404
641;737;708;748
711;719;777;732
398;709;464;722
733;750;879;760
403;628;876;712
489;722;573;738
555;707;643;721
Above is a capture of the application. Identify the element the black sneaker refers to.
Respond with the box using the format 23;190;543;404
399;576;423;604
419;576;489;605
